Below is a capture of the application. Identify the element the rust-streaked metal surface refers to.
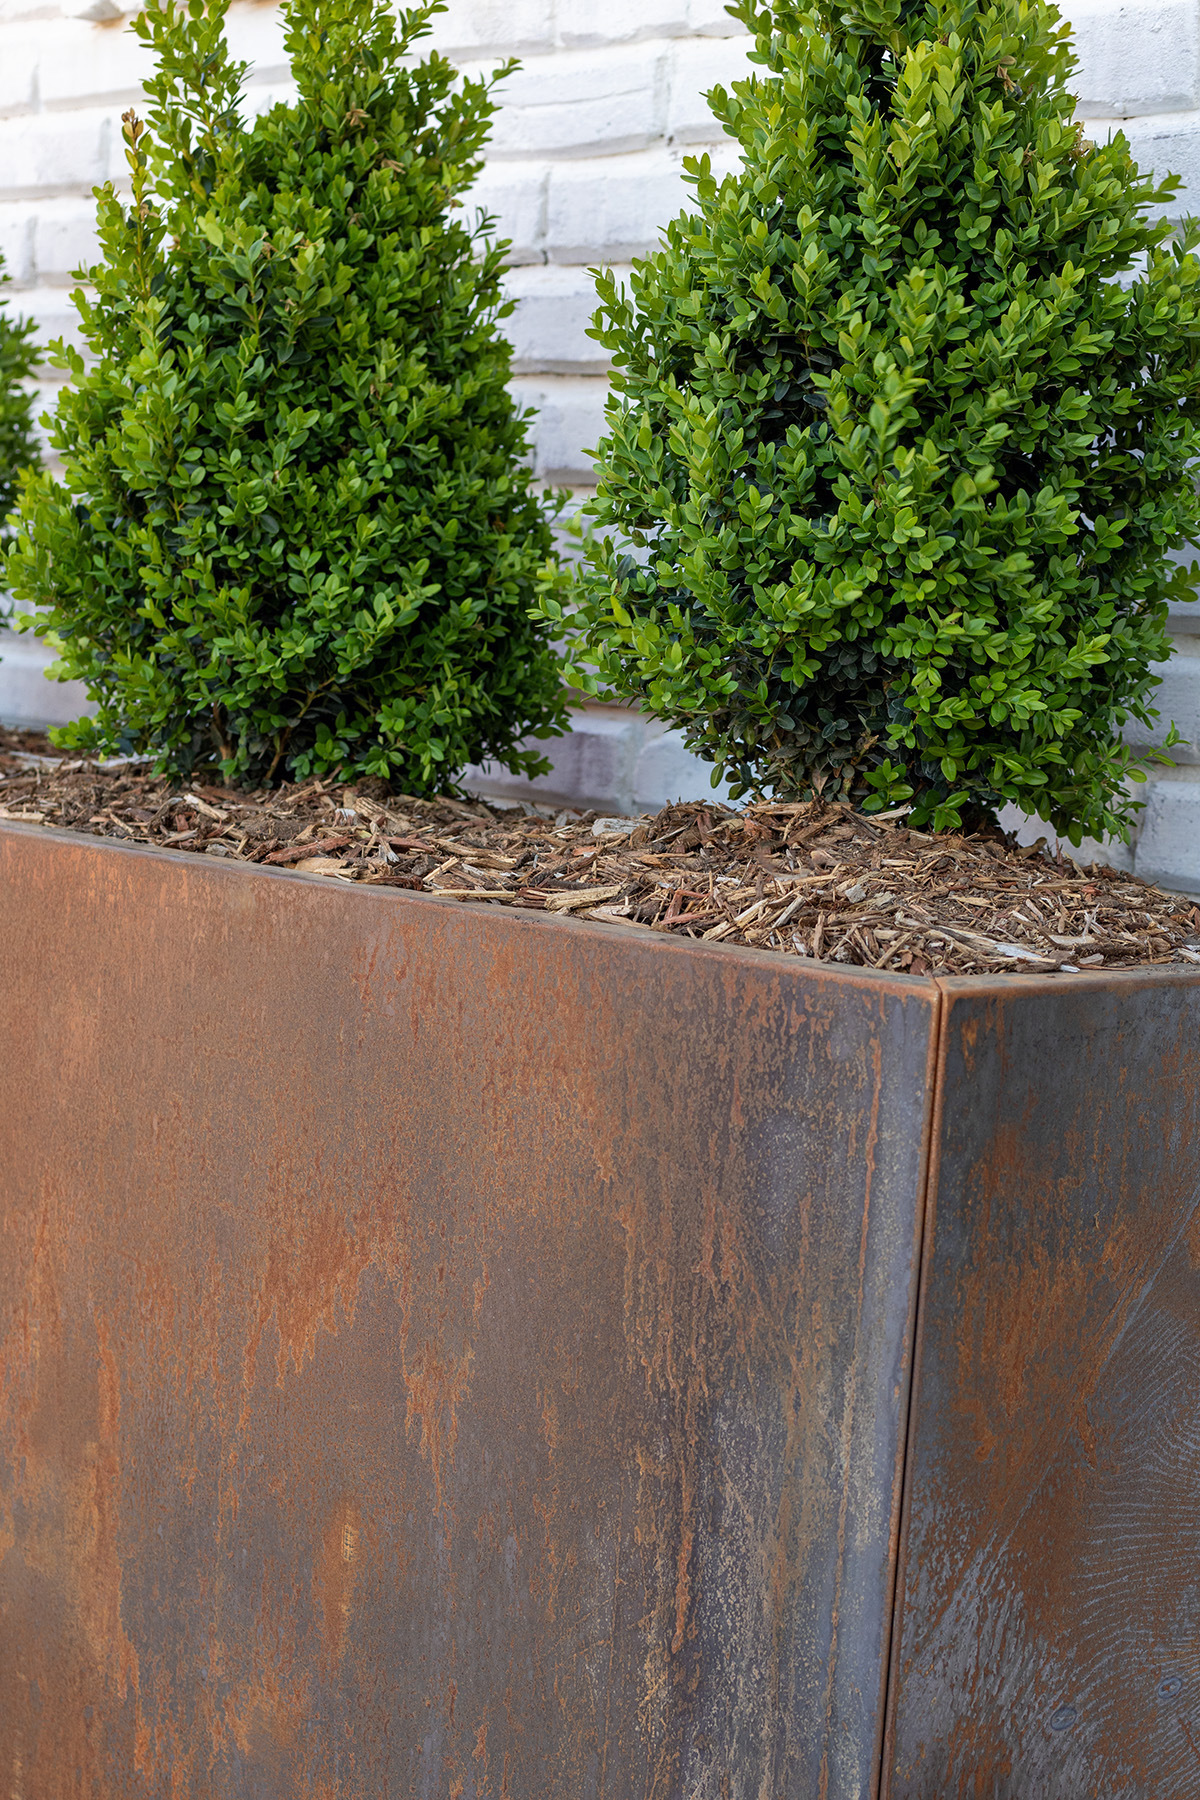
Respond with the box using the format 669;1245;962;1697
0;825;938;1800
886;969;1200;1799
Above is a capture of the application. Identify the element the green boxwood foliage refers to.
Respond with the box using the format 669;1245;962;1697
6;0;567;789
0;254;38;552
546;0;1200;838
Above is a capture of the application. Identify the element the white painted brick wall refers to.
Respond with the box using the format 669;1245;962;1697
1;0;1198;881
505;264;610;374
1072;0;1200;115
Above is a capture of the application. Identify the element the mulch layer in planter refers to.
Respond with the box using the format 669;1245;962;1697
2;726;1198;977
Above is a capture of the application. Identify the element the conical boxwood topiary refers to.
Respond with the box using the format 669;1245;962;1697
6;0;568;789
544;0;1200;838
0;253;38;552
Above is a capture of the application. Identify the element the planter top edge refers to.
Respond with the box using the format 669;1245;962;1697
0;819;944;999
20;821;1192;1000
934;963;1200;999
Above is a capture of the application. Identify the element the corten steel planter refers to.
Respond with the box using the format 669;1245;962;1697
2;826;1199;1800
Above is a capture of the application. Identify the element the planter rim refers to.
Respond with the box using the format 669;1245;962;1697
3;819;1198;996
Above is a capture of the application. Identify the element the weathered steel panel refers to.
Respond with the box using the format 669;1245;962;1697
0;826;937;1800
887;970;1200;1799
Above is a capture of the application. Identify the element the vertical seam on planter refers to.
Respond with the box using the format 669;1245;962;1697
875;977;951;1800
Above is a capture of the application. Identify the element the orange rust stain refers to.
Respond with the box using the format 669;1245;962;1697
404;1340;474;1512
0;1227;143;1795
200;1249;223;1390
314;1494;364;1669
472;1260;491;1319
71;1315;140;1700
948;1109;1164;1467
220;1662;311;1767
245;1198;373;1400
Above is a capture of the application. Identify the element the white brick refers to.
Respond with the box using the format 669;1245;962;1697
666;33;755;142
544;146;723;261
18;283;86;345
1133;771;1200;891
0;203;35;283
68;0;143;22
996;802;1137;871
503;262;612;373
465;705;737;814
475;45;668;159
633;726;736;807
1068;0;1200;117
71;1;133;21
31;195;100;281
686;0;751;33
1165;544;1200;630
16;12;286;100
0;25;38;115
425;0;554;56
464;161;548;263
1124;647;1200;760
0;107;119;197
465;704;646;812
0;0;66;21
555;0;688;49
0;627;94;730
510;374;610;481
545;491;594;565
36;17;145;110
1087;110;1200;212
240;72;300;122
222;0;290;79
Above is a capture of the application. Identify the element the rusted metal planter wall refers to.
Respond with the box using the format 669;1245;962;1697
1;826;1198;1799
886;970;1200;1798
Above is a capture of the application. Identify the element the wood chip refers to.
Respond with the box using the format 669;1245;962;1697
543;885;624;913
264;834;352;865
291;856;349;876
581;906;653;929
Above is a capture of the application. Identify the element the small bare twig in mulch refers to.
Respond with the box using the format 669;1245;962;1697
2;728;1197;977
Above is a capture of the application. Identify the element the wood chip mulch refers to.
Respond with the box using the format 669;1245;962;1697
2;729;1198;977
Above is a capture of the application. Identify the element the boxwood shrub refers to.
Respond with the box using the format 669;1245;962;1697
6;0;568;790
545;0;1200;838
0;254;37;553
